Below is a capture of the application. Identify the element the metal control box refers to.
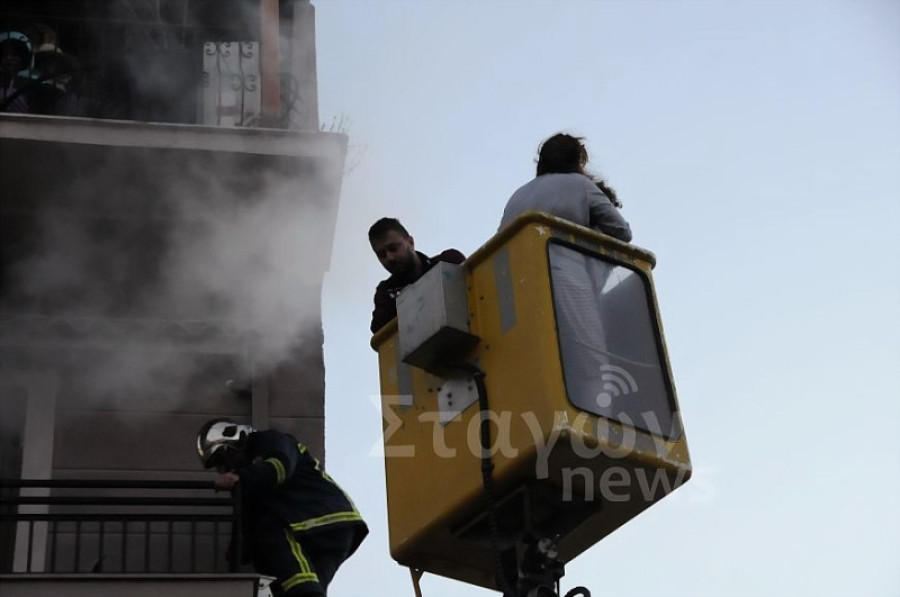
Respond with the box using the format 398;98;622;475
396;261;479;373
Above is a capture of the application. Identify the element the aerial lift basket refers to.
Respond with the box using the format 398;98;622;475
371;212;691;591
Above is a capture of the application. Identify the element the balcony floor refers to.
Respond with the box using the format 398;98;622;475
0;573;263;597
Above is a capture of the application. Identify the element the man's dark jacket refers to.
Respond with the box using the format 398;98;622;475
370;249;466;333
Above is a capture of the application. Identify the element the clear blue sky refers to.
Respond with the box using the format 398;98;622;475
313;2;900;596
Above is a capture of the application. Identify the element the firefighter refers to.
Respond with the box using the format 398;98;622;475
0;31;34;113
197;418;368;596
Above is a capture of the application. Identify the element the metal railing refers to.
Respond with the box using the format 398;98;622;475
0;2;311;128
0;479;241;575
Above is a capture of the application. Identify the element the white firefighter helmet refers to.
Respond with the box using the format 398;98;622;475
0;31;35;74
196;418;254;469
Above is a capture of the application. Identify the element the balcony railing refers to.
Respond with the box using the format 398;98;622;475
0;1;312;128
0;479;241;575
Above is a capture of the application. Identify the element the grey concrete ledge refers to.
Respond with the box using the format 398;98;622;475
0;573;262;597
0;112;347;158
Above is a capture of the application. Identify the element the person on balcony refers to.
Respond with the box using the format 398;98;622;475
197;418;368;597
24;23;85;116
369;217;466;333
0;30;34;113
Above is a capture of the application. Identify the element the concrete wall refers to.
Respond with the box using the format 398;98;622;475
0;117;346;574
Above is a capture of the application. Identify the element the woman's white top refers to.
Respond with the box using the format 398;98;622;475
499;172;632;242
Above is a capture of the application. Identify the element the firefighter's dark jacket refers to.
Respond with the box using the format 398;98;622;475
237;429;368;554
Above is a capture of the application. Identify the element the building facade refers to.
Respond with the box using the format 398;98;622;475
0;2;343;594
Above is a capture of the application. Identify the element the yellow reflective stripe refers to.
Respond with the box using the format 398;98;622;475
282;572;319;592
289;510;364;532
264;457;286;485
280;529;318;593
284;528;313;573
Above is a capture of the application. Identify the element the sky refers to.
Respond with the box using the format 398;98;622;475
310;1;900;596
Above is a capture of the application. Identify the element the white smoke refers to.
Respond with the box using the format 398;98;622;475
3;148;342;410
0;1;342;422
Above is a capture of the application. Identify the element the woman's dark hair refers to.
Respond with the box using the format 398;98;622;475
536;133;621;208
594;179;620;208
536;133;587;176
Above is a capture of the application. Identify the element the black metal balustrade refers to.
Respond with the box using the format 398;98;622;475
0;479;242;575
0;1;310;127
